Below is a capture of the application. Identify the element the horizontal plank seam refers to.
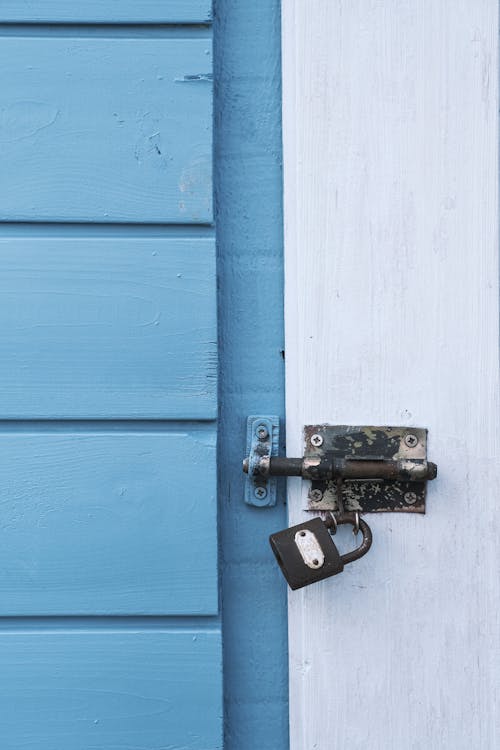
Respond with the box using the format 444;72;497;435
0;616;221;631
0;419;218;430
0;224;215;236
0;23;212;37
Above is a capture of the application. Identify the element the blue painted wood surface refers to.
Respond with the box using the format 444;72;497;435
0;9;222;749
0;630;222;749
0;1;212;23
0;428;217;614
0;36;212;222
0;235;216;418
215;1;289;747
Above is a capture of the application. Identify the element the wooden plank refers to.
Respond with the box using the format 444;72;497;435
0;37;212;222
0;1;212;23
282;1;500;748
0;236;216;418
0;630;222;749
215;2;289;748
0;429;217;614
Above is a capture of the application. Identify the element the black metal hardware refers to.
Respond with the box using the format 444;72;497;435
269;512;373;590
323;512;373;564
244;425;437;514
245;455;436;482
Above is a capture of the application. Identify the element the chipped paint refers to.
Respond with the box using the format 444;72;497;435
175;73;213;82
303;425;435;513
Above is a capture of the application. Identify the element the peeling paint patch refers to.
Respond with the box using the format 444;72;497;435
134;110;169;168
0;101;59;142
175;73;213;83
179;154;211;195
178;152;212;218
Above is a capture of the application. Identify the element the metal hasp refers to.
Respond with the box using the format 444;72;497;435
244;425;437;513
243;416;280;507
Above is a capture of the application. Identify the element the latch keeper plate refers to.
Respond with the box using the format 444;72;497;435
244;416;280;507
305;425;431;514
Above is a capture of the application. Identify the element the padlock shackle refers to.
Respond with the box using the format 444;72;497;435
326;513;373;565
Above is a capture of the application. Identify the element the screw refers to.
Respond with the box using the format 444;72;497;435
254;486;268;501
256;425;269;440
310;433;323;447
405;491;418;505
404;433;418;448
309;488;324;502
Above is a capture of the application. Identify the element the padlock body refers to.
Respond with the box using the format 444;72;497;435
269;517;344;590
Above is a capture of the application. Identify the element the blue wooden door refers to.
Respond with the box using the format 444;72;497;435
0;3;221;748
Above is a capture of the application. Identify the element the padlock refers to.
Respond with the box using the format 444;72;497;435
269;513;372;590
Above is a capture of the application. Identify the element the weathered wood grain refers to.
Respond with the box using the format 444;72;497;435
0;37;212;222
0;1;212;23
283;1;500;748
0;428;217;614
0;235;216;418
0;630;222;749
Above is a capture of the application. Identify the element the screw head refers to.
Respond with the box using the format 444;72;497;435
309;488;323;502
254;486;268;500
256;425;269;440
310;433;323;448
405;491;418;505
404;433;418;448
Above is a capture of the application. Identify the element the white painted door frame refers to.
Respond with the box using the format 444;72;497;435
282;2;499;748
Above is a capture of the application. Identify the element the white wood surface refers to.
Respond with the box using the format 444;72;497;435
282;2;500;748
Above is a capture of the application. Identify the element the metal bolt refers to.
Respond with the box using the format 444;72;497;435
309;488;324;502
404;433;418;448
256;425;269;440
254;486;268;501
310;433;323;447
405;491;418;505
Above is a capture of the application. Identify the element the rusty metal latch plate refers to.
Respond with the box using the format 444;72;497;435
304;425;431;514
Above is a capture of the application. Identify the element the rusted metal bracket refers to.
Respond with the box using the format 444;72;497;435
243;425;437;514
